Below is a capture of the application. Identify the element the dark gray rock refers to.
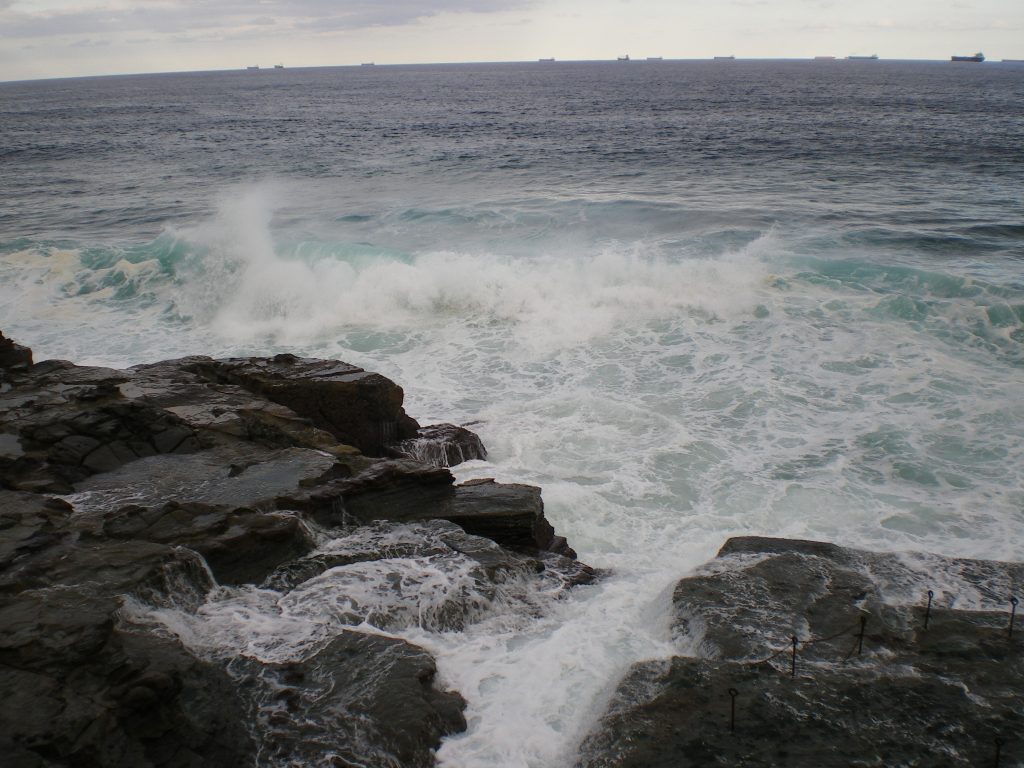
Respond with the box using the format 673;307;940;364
288;472;581;561
0;330;32;374
71;443;339;513
0;590;255;768
290;458;457;527
391;423;488;467
0;331;588;767
444;478;577;558
0;480;253;767
0;365;201;493
180;355;420;456
263;518;529;593
242;630;466;768
126;357;370;460
577;537;1024;768
0;491;73;580
99;501;314;586
0;494;214;608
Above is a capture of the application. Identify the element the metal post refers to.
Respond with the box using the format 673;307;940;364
1010;597;1019;639
857;615;867;655
994;736;1004;767
924;590;934;630
728;688;738;733
791;636;798;677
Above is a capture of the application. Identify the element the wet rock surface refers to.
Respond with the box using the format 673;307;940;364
391;422;488;467
242;631;467;768
0;333;584;767
578;536;1024;768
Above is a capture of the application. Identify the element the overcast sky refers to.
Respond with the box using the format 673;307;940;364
2;0;1023;81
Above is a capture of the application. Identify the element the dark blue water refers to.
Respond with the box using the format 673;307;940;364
3;61;1024;767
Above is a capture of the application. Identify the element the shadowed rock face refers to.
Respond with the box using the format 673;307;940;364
0;330;32;374
0;492;251;768
0;332;585;767
0;591;254;768
578;537;1024;768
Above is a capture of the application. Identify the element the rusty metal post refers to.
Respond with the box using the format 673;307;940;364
1010;597;1019;639
791;635;798;677
924;590;934;630
857;615;867;655
728;688;738;733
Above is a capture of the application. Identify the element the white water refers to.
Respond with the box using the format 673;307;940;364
4;186;1024;766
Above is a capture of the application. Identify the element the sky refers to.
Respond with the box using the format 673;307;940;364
1;0;1023;81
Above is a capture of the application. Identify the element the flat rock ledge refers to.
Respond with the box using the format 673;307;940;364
578;536;1024;768
0;333;589;768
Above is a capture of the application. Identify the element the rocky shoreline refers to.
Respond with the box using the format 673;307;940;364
0;331;587;767
2;330;1021;767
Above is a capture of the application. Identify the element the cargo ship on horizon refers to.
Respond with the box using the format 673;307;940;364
951;52;984;62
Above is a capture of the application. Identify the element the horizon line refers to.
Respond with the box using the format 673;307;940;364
4;55;1023;85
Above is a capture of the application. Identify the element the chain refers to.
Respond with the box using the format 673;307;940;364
745;619;865;667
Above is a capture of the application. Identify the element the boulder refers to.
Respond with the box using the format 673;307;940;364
391;423;488;467
444;479;577;558
0;488;215;606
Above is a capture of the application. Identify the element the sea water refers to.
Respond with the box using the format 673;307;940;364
2;61;1023;766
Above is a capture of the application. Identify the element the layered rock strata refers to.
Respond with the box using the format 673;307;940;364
578;537;1024;767
0;334;587;768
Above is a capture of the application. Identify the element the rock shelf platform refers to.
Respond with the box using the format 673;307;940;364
578;537;1024;767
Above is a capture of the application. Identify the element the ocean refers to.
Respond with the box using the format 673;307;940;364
2;60;1023;766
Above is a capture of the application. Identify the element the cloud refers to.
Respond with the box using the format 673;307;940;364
71;37;112;47
0;0;534;40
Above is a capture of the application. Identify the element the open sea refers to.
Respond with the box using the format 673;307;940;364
2;60;1023;766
